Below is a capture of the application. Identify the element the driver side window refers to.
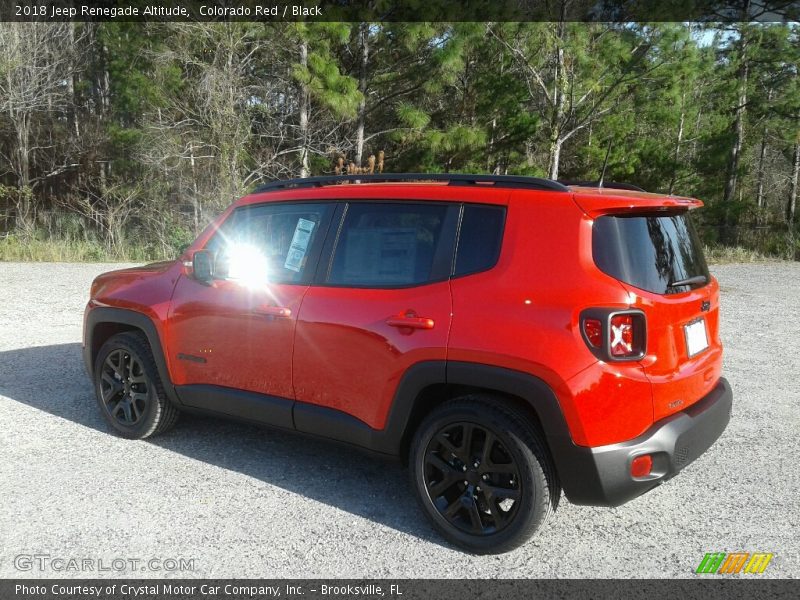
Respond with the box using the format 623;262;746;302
206;202;331;284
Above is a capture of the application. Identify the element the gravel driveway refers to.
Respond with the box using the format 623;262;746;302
0;261;798;578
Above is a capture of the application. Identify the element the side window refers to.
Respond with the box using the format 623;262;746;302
454;204;506;277
327;202;449;287
206;202;331;284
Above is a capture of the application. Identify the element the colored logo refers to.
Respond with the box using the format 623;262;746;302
696;552;774;574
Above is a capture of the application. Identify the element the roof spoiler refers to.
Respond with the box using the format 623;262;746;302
558;180;646;192
574;194;704;217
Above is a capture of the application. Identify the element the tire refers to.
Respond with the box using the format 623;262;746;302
409;395;560;554
93;332;179;439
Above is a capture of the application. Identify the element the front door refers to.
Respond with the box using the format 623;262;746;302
167;201;334;424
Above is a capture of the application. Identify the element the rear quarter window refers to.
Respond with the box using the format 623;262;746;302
454;204;506;277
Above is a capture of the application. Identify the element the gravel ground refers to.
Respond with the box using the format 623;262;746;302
0;261;798;579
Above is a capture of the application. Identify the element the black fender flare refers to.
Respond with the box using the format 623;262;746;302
83;306;180;406
380;360;604;504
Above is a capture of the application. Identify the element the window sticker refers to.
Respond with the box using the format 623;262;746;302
284;217;316;272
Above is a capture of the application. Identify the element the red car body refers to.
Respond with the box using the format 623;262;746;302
84;175;731;508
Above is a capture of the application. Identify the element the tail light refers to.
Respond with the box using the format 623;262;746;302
610;314;635;357
582;318;603;348
580;309;646;361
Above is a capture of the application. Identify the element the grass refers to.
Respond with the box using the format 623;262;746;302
703;244;777;265
0;234;158;263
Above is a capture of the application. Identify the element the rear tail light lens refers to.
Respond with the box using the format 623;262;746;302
610;314;635;357
582;318;602;348
580;310;646;361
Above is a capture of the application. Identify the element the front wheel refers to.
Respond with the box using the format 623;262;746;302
409;396;560;554
94;332;179;439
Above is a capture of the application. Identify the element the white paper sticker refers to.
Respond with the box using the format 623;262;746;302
284;218;315;272
341;228;417;284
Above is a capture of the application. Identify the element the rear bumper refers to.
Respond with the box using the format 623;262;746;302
556;377;732;506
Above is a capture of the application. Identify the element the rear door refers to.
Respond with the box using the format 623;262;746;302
591;209;722;420
292;200;459;431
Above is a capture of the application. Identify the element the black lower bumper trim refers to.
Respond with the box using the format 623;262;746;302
554;377;733;507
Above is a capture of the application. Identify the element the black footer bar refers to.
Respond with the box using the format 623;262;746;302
3;579;799;600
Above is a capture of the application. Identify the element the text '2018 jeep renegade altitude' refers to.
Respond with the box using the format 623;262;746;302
83;173;732;554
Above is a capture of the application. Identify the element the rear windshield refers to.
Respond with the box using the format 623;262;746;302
592;212;710;295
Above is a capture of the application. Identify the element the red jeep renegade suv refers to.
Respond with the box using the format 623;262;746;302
83;173;732;553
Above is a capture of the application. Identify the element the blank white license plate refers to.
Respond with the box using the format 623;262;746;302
684;318;709;357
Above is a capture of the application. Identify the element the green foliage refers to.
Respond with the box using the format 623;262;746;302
703;244;774;264
396;102;430;129
166;224;195;256
0;232;111;262
291;23;362;119
294;52;361;119
0;22;797;261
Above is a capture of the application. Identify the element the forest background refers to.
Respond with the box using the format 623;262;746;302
0;20;798;261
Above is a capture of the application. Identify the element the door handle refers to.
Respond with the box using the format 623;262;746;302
254;305;292;318
386;311;435;330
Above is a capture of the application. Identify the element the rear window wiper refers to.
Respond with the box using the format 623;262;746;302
668;274;708;288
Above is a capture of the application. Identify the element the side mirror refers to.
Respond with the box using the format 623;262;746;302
192;250;214;284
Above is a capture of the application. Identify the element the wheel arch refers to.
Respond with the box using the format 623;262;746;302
384;361;601;502
84;307;180;406
397;383;547;463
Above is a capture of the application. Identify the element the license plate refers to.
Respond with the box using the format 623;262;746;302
684;318;709;357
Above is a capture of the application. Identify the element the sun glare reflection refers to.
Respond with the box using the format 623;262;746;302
225;243;270;288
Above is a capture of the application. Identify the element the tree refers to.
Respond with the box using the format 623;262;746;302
289;23;361;175
492;22;656;179
0;23;77;229
0;21;799;260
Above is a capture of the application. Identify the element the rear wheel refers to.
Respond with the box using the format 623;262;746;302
94;332;179;439
409;395;559;554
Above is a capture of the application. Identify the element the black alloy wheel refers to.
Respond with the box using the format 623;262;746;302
409;396;559;554
99;349;150;426
423;422;522;535
94;332;179;439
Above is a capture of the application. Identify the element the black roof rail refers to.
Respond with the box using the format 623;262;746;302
253;173;569;194
558;180;646;192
